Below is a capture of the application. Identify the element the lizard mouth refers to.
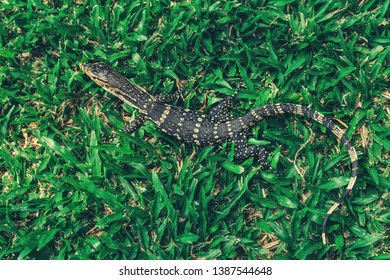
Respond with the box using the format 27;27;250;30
80;63;95;79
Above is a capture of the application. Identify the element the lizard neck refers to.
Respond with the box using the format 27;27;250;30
106;81;156;115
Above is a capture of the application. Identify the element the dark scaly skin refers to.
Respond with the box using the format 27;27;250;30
81;62;358;244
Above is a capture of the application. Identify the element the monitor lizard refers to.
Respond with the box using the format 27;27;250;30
81;62;358;245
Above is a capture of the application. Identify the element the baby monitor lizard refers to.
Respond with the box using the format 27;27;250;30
81;62;358;245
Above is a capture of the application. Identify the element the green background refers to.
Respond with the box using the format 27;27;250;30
0;0;389;259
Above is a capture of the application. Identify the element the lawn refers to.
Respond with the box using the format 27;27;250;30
0;0;389;260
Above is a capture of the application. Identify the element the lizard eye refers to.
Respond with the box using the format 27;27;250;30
88;63;109;81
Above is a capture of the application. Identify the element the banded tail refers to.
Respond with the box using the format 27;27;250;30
248;103;358;244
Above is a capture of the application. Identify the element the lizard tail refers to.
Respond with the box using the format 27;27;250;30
248;103;358;244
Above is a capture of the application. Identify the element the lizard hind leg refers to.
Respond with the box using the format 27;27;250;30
209;90;238;123
232;133;270;170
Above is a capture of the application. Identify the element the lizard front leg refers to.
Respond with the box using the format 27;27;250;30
123;114;146;133
155;92;179;103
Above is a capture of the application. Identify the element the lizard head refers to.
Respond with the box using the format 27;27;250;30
80;62;125;89
81;62;154;112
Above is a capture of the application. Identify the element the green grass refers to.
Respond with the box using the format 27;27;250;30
0;0;389;260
